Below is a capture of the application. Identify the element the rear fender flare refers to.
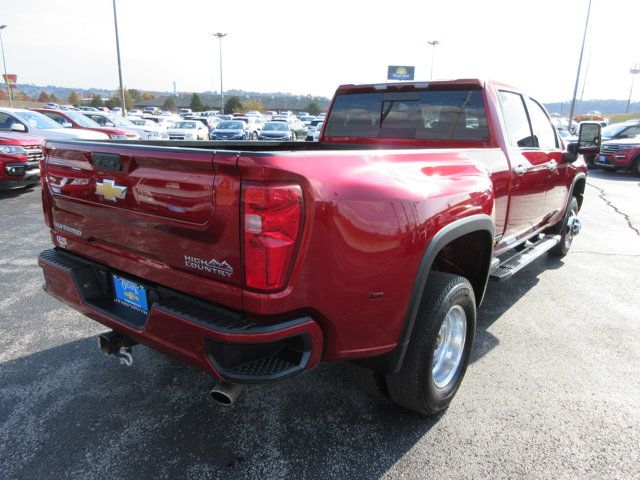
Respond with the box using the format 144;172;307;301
359;214;494;375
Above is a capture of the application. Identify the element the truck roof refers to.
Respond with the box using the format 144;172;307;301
335;79;518;94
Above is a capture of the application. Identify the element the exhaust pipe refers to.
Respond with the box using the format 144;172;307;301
210;382;245;406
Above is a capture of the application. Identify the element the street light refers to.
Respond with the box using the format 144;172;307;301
626;63;640;114
112;0;126;116
568;0;592;134
0;25;13;107
427;40;441;80
212;33;227;114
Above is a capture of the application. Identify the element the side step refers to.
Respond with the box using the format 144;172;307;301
490;234;560;282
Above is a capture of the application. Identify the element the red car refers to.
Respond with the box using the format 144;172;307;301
0;133;43;190
38;79;599;416
596;138;640;175
33;109;139;140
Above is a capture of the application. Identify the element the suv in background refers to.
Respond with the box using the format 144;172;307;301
584;121;640;168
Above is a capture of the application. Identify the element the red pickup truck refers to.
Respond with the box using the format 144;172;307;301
0;133;44;190
37;80;600;416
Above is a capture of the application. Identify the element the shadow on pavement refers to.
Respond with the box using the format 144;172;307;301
0;184;39;200
0;254;563;479
587;168;640;183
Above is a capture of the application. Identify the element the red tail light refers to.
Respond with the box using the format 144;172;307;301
242;182;303;291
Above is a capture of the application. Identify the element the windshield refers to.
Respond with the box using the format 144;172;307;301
172;122;197;129
14;110;62;129
325;89;489;141
601;124;631;138
65;112;101;128
217;121;243;130
106;115;134;127
263;122;288;131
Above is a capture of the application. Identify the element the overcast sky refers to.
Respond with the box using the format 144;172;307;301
3;0;639;102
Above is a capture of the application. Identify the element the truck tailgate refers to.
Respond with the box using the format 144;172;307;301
43;143;243;296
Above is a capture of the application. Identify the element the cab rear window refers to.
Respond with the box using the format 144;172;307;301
325;89;489;141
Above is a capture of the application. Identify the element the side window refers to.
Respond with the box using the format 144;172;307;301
46;113;67;125
497;91;534;148
622;126;640;138
0;112;16;130
526;98;558;149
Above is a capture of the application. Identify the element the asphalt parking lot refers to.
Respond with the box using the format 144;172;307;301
1;170;639;479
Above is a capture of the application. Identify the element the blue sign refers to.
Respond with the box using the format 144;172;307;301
113;275;148;314
388;65;415;81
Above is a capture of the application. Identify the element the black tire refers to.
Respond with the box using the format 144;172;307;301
386;272;476;416
585;153;598;169
549;196;579;257
631;156;640;177
345;363;389;399
251;131;258;141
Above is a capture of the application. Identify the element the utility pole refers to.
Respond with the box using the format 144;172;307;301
427;40;441;80
0;25;13;107
112;0;126;115
212;33;227;113
626;63;640;113
568;0;592;133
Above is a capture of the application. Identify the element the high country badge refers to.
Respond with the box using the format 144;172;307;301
184;255;233;278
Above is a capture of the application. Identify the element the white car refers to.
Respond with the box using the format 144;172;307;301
128;109;143;116
81;112;164;140
0;108;109;141
312;122;323;141
127;118;169;139
167;120;209;140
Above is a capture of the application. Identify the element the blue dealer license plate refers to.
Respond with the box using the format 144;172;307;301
113;275;148;314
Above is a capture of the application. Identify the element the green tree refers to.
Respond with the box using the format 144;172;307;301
38;92;51;103
306;100;321;116
162;96;177;112
90;94;103;108
190;93;204;112
224;96;243;114
108;90;134;110
67;90;81;106
50;93;60;103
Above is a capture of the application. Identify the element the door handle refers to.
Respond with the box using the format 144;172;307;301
514;164;526;176
547;160;558;171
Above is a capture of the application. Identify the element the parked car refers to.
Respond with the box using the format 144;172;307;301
43;103;59;110
299;115;316;126
272;116;306;140
37;79;599;417
596;138;640;175
305;119;324;141
33;108;140;140
583;121;640;167
0;133;43;190
166;120;210;140
128;109;143;116
59;105;78;111
143;107;161;115
111;107;123;115
235;116;264;140
127;118;169;139
312;121;323;141
258;121;293;141
81;112;161;140
210;120;249;140
0;108;109;141
77;106;99;112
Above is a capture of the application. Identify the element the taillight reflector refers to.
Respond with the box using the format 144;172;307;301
243;182;303;291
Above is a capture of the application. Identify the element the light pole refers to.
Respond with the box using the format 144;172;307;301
213;33;227;113
626;63;640;114
568;0;592;134
0;25;13;107
112;0;126;116
427;40;441;80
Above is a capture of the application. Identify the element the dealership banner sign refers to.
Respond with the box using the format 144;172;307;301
387;66;415;81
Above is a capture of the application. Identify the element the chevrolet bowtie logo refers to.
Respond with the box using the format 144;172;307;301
96;179;127;202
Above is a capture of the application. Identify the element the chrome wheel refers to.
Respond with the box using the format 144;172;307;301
432;305;467;388
564;205;580;249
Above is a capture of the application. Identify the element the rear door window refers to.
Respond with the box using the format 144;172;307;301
325;89;489;141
